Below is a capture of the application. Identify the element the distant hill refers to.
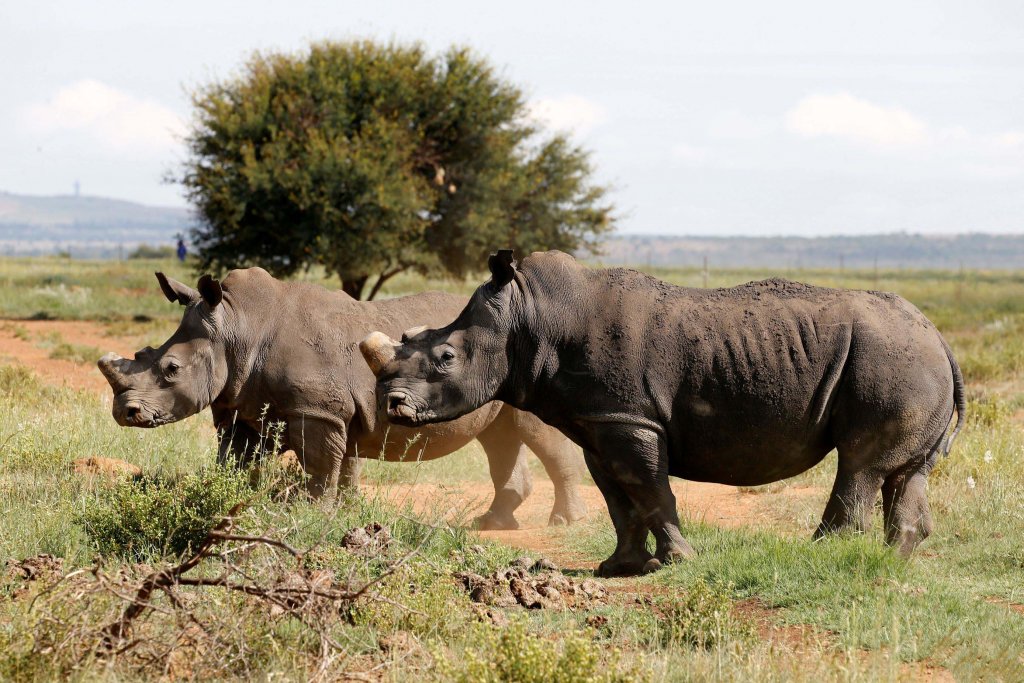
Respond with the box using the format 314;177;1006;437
0;191;190;257
597;234;1024;271
2;190;1022;269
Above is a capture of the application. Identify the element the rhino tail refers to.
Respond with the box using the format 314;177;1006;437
939;334;966;457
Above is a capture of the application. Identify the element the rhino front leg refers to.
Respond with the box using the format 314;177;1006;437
589;425;695;576
585;448;654;577
213;409;266;468
288;416;347;501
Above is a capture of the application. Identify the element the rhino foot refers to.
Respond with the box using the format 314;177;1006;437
547;500;587;527
474;511;520;531
595;552;655;578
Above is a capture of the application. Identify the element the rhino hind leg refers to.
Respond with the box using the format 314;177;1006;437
814;465;885;538
475;426;533;531
512;411;587;526
881;464;933;557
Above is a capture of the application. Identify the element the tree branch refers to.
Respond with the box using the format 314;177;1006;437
365;266;408;301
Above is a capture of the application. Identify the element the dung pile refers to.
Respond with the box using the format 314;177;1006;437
454;556;607;611
4;554;66;599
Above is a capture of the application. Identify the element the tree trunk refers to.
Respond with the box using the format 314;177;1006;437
341;277;368;300
365;266;408;301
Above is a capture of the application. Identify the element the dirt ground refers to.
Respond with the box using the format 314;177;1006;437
0;319;141;396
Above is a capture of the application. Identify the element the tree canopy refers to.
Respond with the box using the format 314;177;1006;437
179;41;614;299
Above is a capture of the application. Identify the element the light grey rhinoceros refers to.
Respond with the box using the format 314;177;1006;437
96;267;586;529
361;250;966;576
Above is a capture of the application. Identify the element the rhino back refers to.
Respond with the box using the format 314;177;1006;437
520;257;949;483
219;270;468;422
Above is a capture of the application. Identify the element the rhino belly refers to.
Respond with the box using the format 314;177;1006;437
355;403;501;462
666;380;837;486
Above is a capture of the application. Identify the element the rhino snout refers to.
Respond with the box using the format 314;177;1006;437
384;391;420;424
359;332;400;376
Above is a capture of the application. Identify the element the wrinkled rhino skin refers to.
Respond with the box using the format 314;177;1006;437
364;250;965;575
97;267;586;528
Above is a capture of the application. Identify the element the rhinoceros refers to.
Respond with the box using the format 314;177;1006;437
360;250;965;576
96;267;586;529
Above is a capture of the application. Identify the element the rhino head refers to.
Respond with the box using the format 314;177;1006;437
359;250;520;427
98;272;229;428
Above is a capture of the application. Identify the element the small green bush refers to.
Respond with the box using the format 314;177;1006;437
78;467;250;561
648;579;751;650
49;341;104;364
965;396;1010;429
436;621;646;683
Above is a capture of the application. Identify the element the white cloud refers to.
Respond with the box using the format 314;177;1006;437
708;110;774;140
671;143;706;162
996;131;1024;148
785;92;929;147
22;79;185;152
527;95;606;136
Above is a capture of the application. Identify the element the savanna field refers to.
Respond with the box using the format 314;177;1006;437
1;256;1023;681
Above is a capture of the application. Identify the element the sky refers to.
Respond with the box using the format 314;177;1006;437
1;0;1022;236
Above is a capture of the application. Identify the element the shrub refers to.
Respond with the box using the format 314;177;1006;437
435;621;646;683
78;467;250;561
128;244;176;259
648;579;751;650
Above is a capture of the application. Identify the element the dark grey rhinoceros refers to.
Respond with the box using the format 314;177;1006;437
96;267;586;529
360;250;965;576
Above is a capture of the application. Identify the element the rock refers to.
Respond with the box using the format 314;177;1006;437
341;522;391;552
580;579;607;600
70;456;141;478
509;576;546;609
341;527;372;549
537;585;563;606
5;554;64;582
510;556;535;570
532;558;558;572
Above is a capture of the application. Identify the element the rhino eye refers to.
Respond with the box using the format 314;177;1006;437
439;350;455;364
165;361;181;375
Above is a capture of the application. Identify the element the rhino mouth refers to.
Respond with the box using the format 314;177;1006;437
112;396;174;429
384;391;434;426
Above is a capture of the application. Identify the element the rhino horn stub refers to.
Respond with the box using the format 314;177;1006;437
97;352;130;392
401;325;428;342
359;332;400;376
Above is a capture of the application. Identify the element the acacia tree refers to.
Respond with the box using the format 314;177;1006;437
180;41;614;299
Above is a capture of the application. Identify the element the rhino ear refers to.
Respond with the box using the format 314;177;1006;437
155;272;199;306
488;249;517;287
197;275;223;308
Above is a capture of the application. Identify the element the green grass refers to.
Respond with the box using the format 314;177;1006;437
2;256;1024;680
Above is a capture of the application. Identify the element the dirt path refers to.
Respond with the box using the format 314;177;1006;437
366;477;825;570
0;319;143;395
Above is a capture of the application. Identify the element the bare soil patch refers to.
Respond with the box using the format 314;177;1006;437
0;319;142;395
366;478;825;569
